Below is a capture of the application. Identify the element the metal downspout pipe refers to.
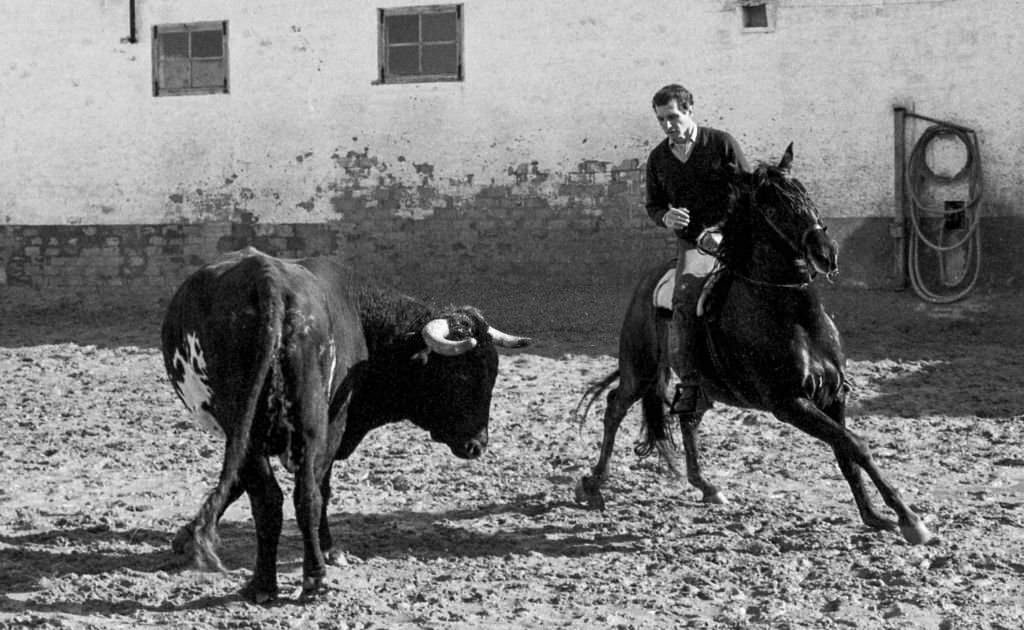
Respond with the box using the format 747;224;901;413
892;106;908;289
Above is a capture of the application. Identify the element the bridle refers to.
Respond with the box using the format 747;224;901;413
759;207;827;262
716;203;837;289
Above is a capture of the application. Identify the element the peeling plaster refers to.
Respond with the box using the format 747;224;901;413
148;142;648;226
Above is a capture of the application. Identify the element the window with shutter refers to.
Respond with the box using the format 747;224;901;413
377;5;463;84
153;21;229;97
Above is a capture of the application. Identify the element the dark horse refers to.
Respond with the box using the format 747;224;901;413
574;144;933;545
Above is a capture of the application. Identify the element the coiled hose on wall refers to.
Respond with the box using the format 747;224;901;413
905;123;984;303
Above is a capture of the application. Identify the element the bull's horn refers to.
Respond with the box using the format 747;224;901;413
422;318;477;356
487;326;531;348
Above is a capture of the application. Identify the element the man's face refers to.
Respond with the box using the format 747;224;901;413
654;100;696;144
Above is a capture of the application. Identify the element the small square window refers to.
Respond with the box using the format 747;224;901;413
738;1;775;32
377;5;463;84
153;21;229;97
743;4;768;29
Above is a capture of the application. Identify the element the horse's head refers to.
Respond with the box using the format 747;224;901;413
725;143;838;279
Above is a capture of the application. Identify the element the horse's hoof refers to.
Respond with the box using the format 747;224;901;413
573;478;588;504
573;478;606;510
862;512;899;533
171;524;193;555
702;489;727;505
900;520;936;546
240;579;278;605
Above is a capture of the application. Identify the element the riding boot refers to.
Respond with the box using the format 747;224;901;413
669;239;712;418
669;315;701;416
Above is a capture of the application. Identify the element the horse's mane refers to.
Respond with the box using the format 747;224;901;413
716;161;819;267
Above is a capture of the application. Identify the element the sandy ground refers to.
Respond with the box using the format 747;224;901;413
1;286;1023;629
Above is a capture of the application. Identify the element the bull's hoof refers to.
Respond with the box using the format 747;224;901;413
299;576;328;603
240;579;278;605
573;477;606;511
900;520;936;546
171;524;194;555
701;489;727;505
325;549;362;566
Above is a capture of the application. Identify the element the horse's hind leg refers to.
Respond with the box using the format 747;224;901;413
575;382;644;510
678;410;726;504
775;397;933;545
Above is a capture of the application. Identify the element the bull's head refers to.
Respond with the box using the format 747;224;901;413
410;307;530;459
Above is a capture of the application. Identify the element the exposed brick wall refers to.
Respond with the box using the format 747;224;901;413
5;211;1022;313
0;187;678;311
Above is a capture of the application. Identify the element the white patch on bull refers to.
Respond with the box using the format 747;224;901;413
171;331;224;439
323;338;337;396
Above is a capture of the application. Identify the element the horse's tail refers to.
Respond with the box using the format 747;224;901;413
191;267;284;572
632;374;682;476
573;369;621;430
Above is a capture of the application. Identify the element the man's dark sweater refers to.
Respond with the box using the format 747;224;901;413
645;126;749;242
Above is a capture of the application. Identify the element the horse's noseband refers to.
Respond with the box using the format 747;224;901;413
756;209;835;281
759;208;821;261
800;224;828;250
802;224;841;281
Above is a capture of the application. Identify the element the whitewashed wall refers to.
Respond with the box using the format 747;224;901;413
1;0;1022;225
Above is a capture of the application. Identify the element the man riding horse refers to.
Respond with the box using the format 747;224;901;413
573;87;934;545
645;83;750;418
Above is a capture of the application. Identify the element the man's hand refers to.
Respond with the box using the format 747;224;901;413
697;228;723;254
664;206;690;230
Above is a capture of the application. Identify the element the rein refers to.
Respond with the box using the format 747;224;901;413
729;268;811;290
759;209;827;262
726;205;830;289
699;168;837;290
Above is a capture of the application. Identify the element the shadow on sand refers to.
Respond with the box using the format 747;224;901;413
0;493;635;614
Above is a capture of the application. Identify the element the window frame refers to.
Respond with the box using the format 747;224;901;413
737;1;777;34
376;4;464;85
152;20;230;97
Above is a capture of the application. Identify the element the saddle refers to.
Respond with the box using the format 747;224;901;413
653;265;727;318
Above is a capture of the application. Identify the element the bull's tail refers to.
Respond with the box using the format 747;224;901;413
572;370;620;430
192;269;284;571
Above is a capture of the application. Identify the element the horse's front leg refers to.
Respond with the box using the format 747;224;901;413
678;410;726;504
821;397;898;533
575;385;637;510
775;397;934;545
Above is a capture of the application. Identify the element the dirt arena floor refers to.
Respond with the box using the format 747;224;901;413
2;283;1023;629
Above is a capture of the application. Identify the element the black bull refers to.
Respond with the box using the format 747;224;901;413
574;147;934;546
161;247;529;602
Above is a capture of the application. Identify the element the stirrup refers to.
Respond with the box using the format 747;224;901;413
670;383;699;416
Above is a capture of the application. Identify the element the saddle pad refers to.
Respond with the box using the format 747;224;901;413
652;266;723;316
653;268;675;311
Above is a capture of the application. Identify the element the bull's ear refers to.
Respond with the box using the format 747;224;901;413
778;142;794;171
